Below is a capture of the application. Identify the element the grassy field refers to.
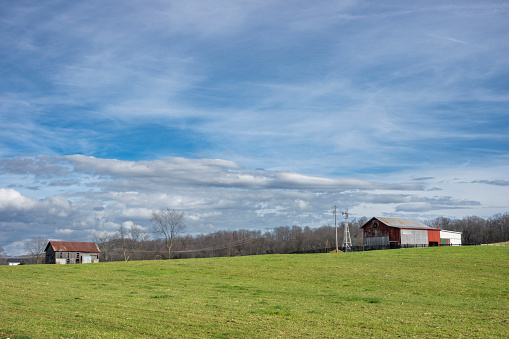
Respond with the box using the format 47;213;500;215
1;246;508;338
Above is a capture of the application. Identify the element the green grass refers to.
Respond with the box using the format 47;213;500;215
1;246;508;338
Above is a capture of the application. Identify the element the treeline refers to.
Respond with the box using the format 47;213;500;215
4;213;508;264
0;247;5;265
172;219;367;259
96;217;368;261
426;213;509;245
95;213;508;261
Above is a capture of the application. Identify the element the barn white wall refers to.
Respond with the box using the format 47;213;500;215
401;229;428;245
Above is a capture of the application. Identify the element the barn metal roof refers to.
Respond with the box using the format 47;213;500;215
370;217;440;230
46;241;100;253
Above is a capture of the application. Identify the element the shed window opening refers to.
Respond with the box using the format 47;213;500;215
373;222;378;229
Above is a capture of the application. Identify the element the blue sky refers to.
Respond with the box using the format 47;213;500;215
1;1;508;255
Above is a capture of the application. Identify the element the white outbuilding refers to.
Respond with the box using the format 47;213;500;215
440;230;462;246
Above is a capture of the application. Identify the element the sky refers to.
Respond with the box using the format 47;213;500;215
1;1;508;256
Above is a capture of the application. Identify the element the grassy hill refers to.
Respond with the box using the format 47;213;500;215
1;246;508;338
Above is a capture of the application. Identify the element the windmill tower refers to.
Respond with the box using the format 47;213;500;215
334;206;339;252
342;210;352;252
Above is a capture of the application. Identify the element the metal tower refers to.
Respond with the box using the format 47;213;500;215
334;206;338;252
342;210;352;252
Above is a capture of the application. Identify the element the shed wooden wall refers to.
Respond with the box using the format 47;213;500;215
45;247;99;264
363;219;401;245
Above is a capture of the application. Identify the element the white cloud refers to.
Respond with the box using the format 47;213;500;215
0;188;37;211
122;207;153;219
0;188;70;218
2;241;26;258
0;154;507;256
55;228;74;235
0;1;508;255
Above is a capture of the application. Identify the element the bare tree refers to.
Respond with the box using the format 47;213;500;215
118;222;149;261
151;209;186;259
93;232;114;262
24;237;48;264
118;223;132;261
0;247;6;265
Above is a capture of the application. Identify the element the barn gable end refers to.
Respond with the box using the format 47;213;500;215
361;217;400;247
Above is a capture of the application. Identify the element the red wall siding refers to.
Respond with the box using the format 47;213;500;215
428;230;441;245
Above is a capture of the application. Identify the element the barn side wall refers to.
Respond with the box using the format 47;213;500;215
46;250;99;264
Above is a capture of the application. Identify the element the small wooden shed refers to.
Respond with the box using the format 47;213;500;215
362;217;441;248
45;241;100;264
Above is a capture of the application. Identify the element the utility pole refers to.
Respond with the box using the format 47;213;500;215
334;206;338;252
342;210;352;252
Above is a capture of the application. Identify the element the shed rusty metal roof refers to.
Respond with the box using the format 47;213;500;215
369;217;440;230
46;241;100;253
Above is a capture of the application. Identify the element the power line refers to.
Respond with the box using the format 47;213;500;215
115;235;263;254
174;236;261;253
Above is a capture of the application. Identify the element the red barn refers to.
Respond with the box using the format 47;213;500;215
361;217;441;249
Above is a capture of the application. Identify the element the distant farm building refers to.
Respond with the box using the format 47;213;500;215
45;241;100;264
7;258;30;265
440;230;462;246
361;217;461;249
